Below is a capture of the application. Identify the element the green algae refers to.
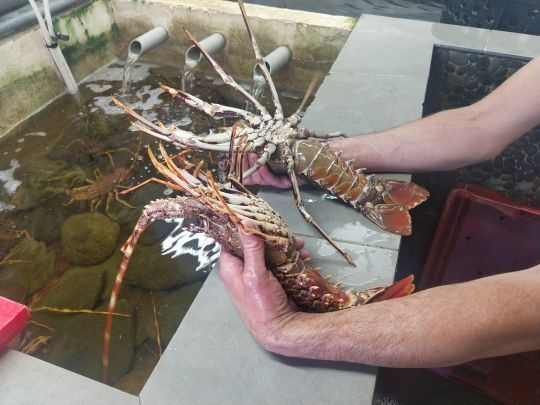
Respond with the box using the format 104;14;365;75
61;31;111;66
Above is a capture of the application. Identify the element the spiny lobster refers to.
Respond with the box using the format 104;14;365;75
112;0;429;267
101;144;415;383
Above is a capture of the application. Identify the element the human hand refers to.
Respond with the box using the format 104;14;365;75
219;220;309;347
241;153;293;189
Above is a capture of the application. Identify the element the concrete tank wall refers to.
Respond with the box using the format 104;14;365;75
0;0;354;137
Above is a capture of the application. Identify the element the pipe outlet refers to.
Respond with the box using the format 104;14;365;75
185;33;226;69
253;45;292;81
128;26;169;60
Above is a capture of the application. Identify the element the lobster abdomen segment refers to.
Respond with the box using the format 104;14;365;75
293;140;429;235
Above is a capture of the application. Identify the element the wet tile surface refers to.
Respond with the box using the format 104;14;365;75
140;240;396;405
0;350;138;405
259;185;403;251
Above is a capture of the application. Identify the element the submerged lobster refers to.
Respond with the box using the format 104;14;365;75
112;0;429;267
101;144;415;383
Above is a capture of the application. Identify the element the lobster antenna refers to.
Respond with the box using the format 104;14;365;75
295;71;322;116
237;0;284;120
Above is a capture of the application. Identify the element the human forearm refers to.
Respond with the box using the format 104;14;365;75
329;105;500;172
265;266;540;368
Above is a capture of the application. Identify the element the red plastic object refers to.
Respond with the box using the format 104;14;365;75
0;296;29;351
420;184;540;405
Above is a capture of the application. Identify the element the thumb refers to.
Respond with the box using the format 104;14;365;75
240;219;267;276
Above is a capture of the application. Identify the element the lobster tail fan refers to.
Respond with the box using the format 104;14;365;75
358;274;415;305
373;274;415;302
380;179;430;210
364;204;412;236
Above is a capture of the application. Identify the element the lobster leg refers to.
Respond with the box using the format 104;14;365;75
310;131;347;139
287;159;357;267
119;177;183;195
114;189;135;209
112;97;170;137
242;142;276;179
113;97;230;152
183;28;270;120
160;84;261;126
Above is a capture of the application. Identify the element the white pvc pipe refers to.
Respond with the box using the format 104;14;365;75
128;26;169;60
185;33;226;69
253;45;292;81
27;0;78;94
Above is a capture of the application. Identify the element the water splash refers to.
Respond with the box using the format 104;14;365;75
321;193;338;200
161;219;221;272
121;55;138;95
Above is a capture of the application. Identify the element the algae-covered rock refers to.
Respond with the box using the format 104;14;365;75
20;201;69;244
145;281;204;347
61;212;120;265
12;158;85;210
47;113;137;165
0;238;56;299
0;280;26;304
133;293;153;347
35;299;135;385
34;266;105;309
125;242;205;290
113;341;160;395
28;265;106;336
139;220;177;246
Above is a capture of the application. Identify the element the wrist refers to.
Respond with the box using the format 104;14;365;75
256;311;310;355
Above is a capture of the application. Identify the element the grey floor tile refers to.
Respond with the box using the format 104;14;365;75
258;185;403;251
329;16;491;76
302;73;427;136
486;30;540;58
429;21;491;50
300;234;399;289
329;16;436;77
140;260;382;405
0;350;138;405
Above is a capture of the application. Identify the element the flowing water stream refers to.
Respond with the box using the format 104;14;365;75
246;76;266;112
181;65;196;93
121;54;139;95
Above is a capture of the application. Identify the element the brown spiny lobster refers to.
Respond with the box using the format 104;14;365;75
101;144;415;383
64;140;140;220
112;0;429;267
64;166;134;220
